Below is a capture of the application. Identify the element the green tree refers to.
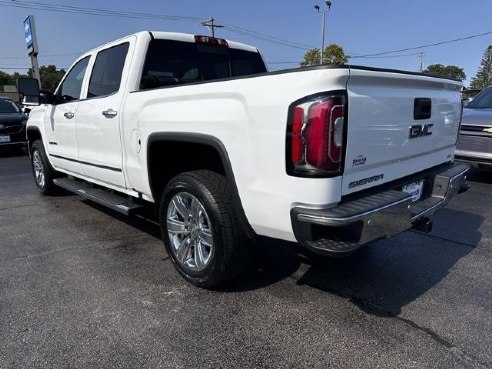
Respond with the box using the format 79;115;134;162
27;65;65;92
300;48;321;67
11;72;28;82
41;65;65;92
322;44;348;65
423;64;466;81
0;71;15;86
1;66;64;92
470;46;492;90
300;44;348;67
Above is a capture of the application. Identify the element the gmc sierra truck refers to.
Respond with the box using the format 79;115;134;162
19;31;469;287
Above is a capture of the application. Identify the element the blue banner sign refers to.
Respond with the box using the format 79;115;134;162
23;15;38;56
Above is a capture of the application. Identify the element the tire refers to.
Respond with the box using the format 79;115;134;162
30;140;60;195
159;170;251;288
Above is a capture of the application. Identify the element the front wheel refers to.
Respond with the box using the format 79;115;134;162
159;170;251;288
30;140;60;195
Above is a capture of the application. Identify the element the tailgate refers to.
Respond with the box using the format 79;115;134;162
342;67;462;195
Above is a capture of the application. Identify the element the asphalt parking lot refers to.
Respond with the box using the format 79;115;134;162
1;151;491;369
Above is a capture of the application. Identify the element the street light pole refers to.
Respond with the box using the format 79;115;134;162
321;11;326;65
314;1;331;65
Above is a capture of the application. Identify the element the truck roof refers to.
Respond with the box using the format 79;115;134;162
149;31;260;53
79;31;260;59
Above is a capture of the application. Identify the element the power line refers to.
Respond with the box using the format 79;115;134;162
0;52;82;60
0;66;68;69
0;0;202;22
222;24;314;50
265;52;426;66
1;0;314;51
0;67;31;70
3;0;491;63
350;52;423;59
201;17;224;38
350;31;492;58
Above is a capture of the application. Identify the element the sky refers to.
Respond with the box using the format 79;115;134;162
1;0;492;86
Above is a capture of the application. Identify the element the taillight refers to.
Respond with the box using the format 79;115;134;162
286;92;346;177
291;107;304;163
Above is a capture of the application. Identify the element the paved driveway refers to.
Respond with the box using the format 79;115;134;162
1;153;491;368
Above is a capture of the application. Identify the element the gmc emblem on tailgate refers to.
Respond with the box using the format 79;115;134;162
409;123;433;138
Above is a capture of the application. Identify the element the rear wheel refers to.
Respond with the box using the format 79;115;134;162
30;140;60;195
159;170;251;288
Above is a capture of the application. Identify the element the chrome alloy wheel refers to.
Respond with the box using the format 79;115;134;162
32;149;45;188
166;192;214;271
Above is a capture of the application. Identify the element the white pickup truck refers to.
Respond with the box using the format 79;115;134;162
20;31;469;287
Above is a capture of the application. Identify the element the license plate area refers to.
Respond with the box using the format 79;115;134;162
402;180;424;202
0;135;10;143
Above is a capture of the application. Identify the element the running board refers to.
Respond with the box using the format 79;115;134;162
53;177;144;215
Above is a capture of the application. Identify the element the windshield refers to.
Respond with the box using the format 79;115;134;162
0;99;21;114
466;87;492;109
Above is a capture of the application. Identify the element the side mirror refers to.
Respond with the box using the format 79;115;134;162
40;91;56;105
17;78;40;106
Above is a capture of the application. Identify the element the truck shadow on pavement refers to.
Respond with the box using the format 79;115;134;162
467;167;492;185
266;208;483;317
80;199;163;240
79;198;483;316
0;146;28;157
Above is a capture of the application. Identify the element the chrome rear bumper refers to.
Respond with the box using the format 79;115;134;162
291;163;470;256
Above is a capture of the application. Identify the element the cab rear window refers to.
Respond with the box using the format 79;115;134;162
140;39;266;90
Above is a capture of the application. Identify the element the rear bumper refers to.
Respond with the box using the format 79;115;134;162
291;162;470;256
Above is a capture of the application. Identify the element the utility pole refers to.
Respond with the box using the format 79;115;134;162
31;54;41;88
201;17;224;37
419;52;425;72
314;1;332;65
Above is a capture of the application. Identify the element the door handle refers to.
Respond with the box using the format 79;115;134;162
64;112;74;119
102;109;118;118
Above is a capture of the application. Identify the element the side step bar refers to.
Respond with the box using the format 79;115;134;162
53;177;144;215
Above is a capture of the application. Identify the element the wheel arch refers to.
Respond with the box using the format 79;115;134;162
26;126;42;144
147;132;255;239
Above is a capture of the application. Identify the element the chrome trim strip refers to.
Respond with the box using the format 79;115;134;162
410;165;468;221
50;153;122;172
297;195;412;225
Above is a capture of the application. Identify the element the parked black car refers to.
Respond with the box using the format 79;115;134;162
0;97;28;148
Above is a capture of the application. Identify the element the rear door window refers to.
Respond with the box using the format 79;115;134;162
88;43;129;98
